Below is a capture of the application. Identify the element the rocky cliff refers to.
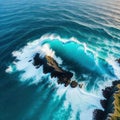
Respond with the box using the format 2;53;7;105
93;58;120;120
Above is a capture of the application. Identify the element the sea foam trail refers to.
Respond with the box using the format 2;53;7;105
6;34;120;120
65;87;102;120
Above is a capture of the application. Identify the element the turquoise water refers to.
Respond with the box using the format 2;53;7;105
0;0;120;120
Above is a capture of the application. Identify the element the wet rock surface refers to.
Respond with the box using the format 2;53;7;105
33;53;44;69
115;58;120;64
93;80;120;120
70;81;78;88
93;59;120;120
33;53;81;88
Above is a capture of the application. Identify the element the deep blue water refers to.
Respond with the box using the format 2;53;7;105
0;0;120;120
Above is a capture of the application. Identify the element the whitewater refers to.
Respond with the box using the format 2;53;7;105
6;34;120;120
1;0;120;120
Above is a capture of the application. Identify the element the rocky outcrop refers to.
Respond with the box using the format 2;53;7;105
115;58;120;64
93;59;120;120
32;53;82;88
93;80;120;120
70;81;78;88
33;53;44;68
110;84;120;120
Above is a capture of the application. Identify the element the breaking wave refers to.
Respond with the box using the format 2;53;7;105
6;34;120;120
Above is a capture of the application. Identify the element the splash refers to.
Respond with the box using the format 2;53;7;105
6;34;120;120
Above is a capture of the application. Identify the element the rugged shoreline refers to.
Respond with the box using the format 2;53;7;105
93;80;120;120
93;58;120;120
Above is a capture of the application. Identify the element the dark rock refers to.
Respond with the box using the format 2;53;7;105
79;84;83;88
51;70;73;82
94;80;120;120
43;64;54;74
115;58;120;64
64;80;71;87
28;60;32;62
100;100;107;109
51;71;63;78
33;53;43;67
93;109;105;120
113;80;120;86
70;81;78;88
102;87;112;99
51;71;57;78
33;54;78;88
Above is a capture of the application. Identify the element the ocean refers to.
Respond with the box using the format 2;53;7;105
0;0;120;120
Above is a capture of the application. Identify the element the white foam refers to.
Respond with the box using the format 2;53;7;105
107;56;120;79
6;38;63;84
6;33;119;120
6;33;95;82
5;65;13;73
40;34;95;55
64;87;103;120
